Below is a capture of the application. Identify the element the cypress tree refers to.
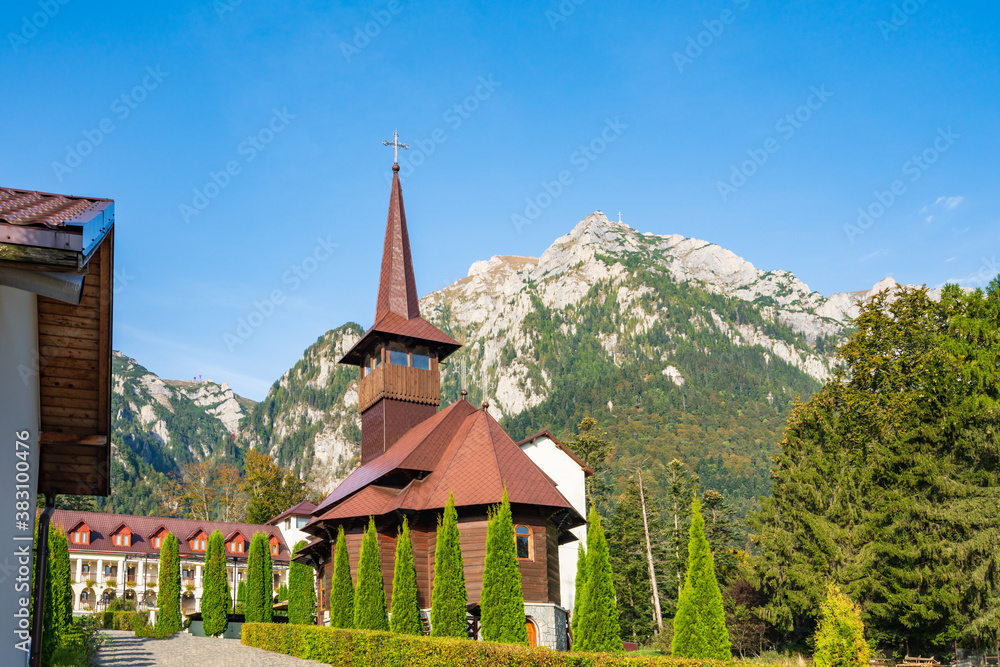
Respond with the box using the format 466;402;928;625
480;490;528;645
389;517;423;635
576;507;621;653
330;526;354;629
671;496;731;660
235;581;245;614
570;542;588;648
40;523;73;663
201;530;230;637
252;532;274;623
354;516;389;630
156;532;181;633
246;533;267;623
289;540;317;625
430;492;468;638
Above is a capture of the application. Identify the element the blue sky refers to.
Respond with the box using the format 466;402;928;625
2;1;998;400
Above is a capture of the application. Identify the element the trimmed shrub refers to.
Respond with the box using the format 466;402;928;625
571;542;588;648
242;622;758;666
156;532;182;634
389;518;422;635
247;532;274;623
289;540;317;625
431;492;467;638
135;624;176;639
100;611;150;631
577;507;621;653
330;526;354;629
201;530;230;637
672;496;731;661
814;584;869;667
354;517;389;631
480;489;529;645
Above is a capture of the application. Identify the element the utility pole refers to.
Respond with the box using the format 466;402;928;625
637;468;663;632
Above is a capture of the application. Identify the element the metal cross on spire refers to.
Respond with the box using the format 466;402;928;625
382;130;409;165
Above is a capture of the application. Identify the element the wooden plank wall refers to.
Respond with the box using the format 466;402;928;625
37;231;113;496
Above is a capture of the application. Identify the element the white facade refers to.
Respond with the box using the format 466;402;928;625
519;433;588;612
274;515;312;551
66;549;288;615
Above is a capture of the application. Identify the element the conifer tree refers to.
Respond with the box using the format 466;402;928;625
570;542;588;648
156;532;181;633
389;518;423;635
814;584;869;667
354;516;389;630
40;523;73;662
245;533;268;622
330;526;354;629
289;540;317;625
235;581;245;614
431;492;468;638
201;530;230;636
480;490;528;645
576;507;621;652
671;495;731;660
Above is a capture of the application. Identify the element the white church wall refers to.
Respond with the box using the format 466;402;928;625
519;435;587;612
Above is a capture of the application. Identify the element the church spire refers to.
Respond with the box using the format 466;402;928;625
375;162;420;322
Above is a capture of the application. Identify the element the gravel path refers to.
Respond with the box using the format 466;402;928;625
96;629;329;667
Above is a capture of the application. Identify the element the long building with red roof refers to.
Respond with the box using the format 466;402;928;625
296;153;589;650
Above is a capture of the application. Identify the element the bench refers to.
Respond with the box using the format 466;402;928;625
901;656;940;667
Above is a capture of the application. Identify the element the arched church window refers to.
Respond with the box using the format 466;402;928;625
388;342;409;367
515;525;532;560
411;346;431;370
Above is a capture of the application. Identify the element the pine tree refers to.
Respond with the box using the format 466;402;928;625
289;540;317;625
330;526;354;629
577;507;621;652
389;518;423;635
672;496;731;660
354;516;389;630
246;533;268;623
431;492;468;638
156;532;181;633
570;542;588;649
201;530;230;636
814;584;870;667
480;490;529;645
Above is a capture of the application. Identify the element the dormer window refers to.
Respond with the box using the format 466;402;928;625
228;534;246;554
269;537;280;556
69;522;91;545
189;531;208;551
111;524;133;547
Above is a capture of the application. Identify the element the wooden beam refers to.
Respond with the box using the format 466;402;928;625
0;242;81;269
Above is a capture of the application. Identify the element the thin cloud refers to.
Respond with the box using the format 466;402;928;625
934;195;964;209
859;249;888;262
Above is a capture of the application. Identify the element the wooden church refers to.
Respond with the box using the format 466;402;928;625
297;148;586;650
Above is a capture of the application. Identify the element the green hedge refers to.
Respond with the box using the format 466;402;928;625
242;623;757;667
99;611;149;631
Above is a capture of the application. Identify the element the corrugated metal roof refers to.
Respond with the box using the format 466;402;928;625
0;188;112;228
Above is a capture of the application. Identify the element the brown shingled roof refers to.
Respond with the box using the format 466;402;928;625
310;400;584;530
51;510;290;561
267;500;317;526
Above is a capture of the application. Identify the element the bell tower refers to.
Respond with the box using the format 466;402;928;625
339;147;461;463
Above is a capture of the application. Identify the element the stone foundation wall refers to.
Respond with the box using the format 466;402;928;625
524;603;568;651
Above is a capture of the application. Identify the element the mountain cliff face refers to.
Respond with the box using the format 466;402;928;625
236;212;913;513
103;212;931;517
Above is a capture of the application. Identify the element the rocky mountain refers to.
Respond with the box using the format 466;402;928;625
101;212;937;518
98;352;256;515
237;212;924;515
